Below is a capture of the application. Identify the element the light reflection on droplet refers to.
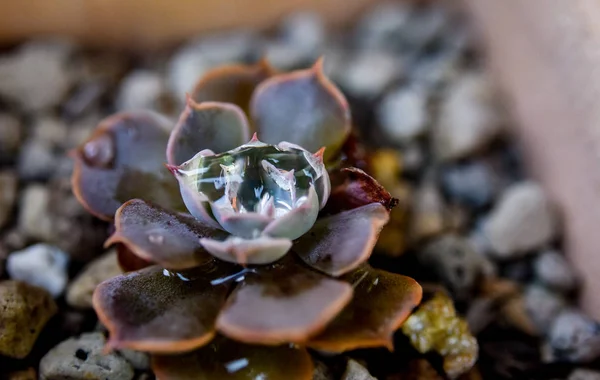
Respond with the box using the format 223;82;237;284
224;358;249;373
210;268;254;286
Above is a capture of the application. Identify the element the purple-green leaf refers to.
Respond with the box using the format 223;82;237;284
308;266;422;352
105;199;228;271
71;111;184;221
250;58;351;160
167;99;250;165
200;236;292;265
216;256;352;345
94;264;232;353
152;336;313;380
294;203;389;276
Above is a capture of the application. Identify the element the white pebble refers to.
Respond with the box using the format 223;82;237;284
7;244;69;298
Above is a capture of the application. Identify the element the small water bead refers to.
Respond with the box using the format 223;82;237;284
176;144;325;218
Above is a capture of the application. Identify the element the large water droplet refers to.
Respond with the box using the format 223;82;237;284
82;134;114;168
176;144;324;218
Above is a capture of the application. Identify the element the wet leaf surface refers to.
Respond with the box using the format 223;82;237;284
106;199;228;270
94;264;232;353
216;256;352;345
308;266;422;352
295;203;389;276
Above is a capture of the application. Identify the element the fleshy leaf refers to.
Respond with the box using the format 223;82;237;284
308;266;422;352
116;243;152;272
200;236;292;265
167;99;251;165
71;111;184;221
217;256;352;345
250;58;351;160
294;203;389;276
263;186;320;240
152;336;313;380
323;167;397;215
93;264;232;353
191;59;275;115
105;199;228;271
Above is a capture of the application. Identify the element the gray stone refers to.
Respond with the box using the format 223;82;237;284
441;161;498;208
342;359;376;380
18;185;53;241
483;182;558;258
355;2;411;51
569;369;600;380
0;40;75;111
524;284;566;335
432;72;504;161
313;359;334;380
39;332;134;380
17;139;58;181
409;177;447;242
0;171;17;229
117;349;150;371
336;51;402;99
6;244;69;298
401;5;449;49
117;70;165;111
545;309;600;362
280;12;324;54
0;113;22;162
377;85;429;144
420;234;485;300
32;116;69;149
264;42;311;72
534;250;578;293
66;250;121;308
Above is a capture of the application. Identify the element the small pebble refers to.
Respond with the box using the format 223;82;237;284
441;161;498;209
0;171;17;229
32;115;69;148
545;309;600;363
569;369;600;380
39;332;134;380
0;280;57;358
483;182;558;258
313;359;335;380
7;244;69;297
409;177;447;242
0;113;22;163
377;85;429;144
67;250;122;308
524;284;566;335
336;51;402;99
117;70;165;111
355;2;411;52
17;139;58;181
432;72;504;161
420;234;485;300
533;250;578;293
342;359;376;380
17;184;53;241
0;40;75;111
117;349;150;371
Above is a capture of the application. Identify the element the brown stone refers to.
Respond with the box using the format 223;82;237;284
0;280;57;358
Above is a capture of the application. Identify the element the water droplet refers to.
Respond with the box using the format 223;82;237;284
224;358;249;373
177;144;325;219
148;233;164;245
82;134;114;168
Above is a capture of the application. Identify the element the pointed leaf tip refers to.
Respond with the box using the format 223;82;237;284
250;60;351;160
313;147;326;161
251;132;259;142
165;163;180;176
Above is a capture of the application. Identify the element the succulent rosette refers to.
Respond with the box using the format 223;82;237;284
71;58;422;379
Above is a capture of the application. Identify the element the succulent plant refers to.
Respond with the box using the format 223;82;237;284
71;58;422;379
